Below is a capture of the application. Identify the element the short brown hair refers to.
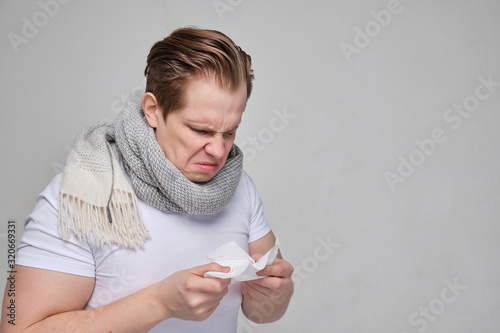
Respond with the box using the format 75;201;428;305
144;27;254;118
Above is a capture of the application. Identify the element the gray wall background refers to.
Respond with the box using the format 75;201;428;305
1;0;499;332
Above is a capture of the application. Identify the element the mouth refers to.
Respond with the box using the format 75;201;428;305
194;161;219;173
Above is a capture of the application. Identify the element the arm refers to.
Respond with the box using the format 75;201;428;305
241;231;294;323
0;263;231;333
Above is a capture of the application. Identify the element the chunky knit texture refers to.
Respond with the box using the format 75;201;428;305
58;90;243;249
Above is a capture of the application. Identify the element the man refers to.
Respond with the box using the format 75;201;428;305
1;27;293;332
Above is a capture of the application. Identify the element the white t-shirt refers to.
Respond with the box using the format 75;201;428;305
16;171;271;332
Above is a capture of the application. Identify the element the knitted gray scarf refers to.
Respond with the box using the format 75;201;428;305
58;91;243;249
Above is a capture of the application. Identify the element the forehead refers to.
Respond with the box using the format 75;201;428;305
183;76;247;105
177;77;247;127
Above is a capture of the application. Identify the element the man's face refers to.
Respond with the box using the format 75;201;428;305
152;77;247;182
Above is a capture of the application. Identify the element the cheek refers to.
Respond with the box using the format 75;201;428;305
157;126;187;161
154;128;170;153
226;136;236;151
222;137;236;159
183;134;207;157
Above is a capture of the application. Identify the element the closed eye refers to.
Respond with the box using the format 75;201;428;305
190;126;236;137
191;128;211;135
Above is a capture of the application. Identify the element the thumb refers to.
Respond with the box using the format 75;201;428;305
190;262;231;276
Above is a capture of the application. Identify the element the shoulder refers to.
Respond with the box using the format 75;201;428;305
41;173;62;196
31;173;63;211
229;170;266;218
233;170;261;203
238;170;258;192
47;173;63;193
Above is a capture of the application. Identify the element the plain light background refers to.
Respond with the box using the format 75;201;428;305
1;0;499;332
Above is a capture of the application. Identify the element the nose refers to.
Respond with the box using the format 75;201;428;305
205;135;226;159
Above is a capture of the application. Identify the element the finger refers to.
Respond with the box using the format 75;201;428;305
248;276;293;293
242;281;271;302
199;278;231;295
184;275;231;295
216;277;232;288
264;258;294;276
245;279;274;294
202;295;225;310
245;279;294;306
194;297;224;321
257;259;294;278
190;262;231;276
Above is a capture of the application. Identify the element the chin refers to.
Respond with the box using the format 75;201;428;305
185;172;217;183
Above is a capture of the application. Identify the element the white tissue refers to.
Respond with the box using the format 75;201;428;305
204;239;280;282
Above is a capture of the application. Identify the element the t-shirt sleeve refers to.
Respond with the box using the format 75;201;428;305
16;174;96;277
241;171;272;243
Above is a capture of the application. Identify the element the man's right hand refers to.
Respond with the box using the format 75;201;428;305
0;263;232;333
157;263;231;322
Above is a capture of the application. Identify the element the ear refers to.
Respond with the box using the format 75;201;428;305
142;92;162;128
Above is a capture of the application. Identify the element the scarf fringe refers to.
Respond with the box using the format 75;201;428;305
58;189;151;250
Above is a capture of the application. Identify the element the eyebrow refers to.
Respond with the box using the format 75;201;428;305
186;120;240;133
